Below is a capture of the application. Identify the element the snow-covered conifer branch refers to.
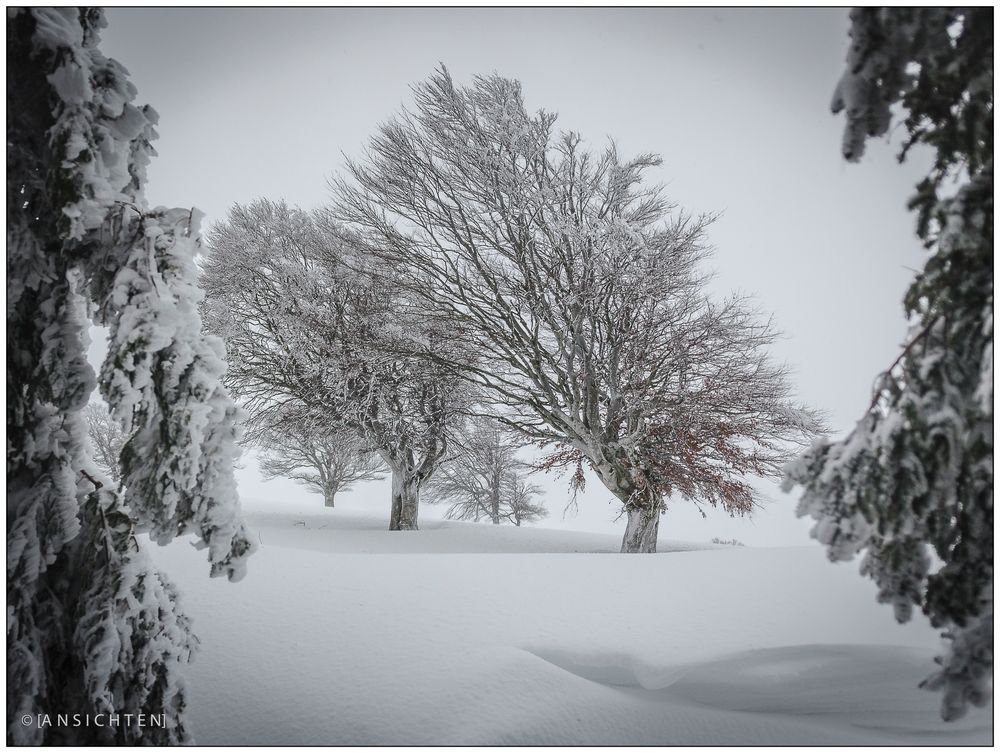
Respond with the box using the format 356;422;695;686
786;7;992;721
7;7;253;742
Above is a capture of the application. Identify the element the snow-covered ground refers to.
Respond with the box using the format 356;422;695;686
147;499;992;745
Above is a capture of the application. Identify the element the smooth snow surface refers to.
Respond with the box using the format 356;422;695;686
147;505;992;745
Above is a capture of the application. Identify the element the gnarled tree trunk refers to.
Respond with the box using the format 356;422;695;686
621;501;660;553
388;466;421;530
379;419;447;531
594;458;663;553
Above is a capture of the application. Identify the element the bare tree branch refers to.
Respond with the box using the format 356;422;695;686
425;417;546;526
201;199;467;530
333;67;826;551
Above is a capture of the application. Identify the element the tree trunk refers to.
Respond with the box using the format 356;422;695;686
620;497;661;553
389;467;420;531
323;490;335;508
593;459;662;553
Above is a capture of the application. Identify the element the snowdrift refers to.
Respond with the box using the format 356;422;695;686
146;507;992;745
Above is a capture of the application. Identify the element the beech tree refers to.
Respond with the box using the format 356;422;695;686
426;417;546;525
784;8;992;722
202;200;464;530
258;408;386;508
333;67;824;552
504;475;548;527
7;8;253;744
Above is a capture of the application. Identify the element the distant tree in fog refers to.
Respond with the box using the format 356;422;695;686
504;474;548;527
426;418;546;526
258;410;385;508
84;403;127;485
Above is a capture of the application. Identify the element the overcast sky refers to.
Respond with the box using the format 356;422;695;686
99;8;931;545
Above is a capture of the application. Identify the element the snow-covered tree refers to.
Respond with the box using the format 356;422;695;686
504;474;548;527
258;408;386;508
84;403;127;485
783;8;992;722
333;67;824;552
7;8;253;744
426;418;546;525
202;199;464;530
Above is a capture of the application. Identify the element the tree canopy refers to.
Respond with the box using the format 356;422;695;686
334;67;824;551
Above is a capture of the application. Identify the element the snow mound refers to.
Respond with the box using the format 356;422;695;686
145;507;992;745
661;644;990;742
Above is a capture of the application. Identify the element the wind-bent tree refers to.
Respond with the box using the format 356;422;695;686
334;67;824;552
258;408;386;508
84;403;127;485
784;8;992;722
202;200;462;530
8;8;253;744
426;417;546;525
